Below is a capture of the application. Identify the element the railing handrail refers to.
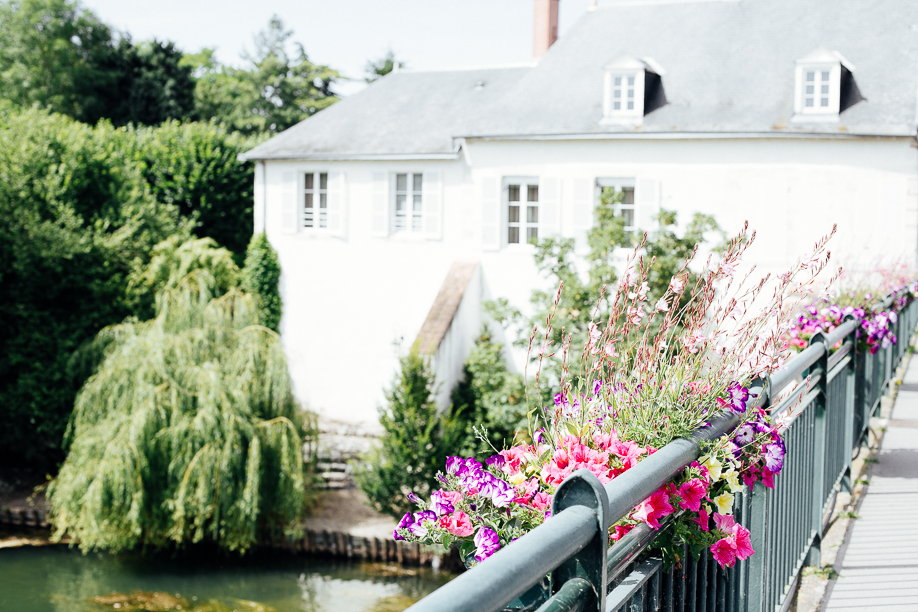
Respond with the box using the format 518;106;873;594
406;287;914;612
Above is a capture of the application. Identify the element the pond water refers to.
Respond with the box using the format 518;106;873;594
0;545;453;612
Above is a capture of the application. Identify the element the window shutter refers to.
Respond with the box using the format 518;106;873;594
480;176;500;251
635;178;661;234
326;171;347;238
281;172;298;234
371;172;389;237
571;178;594;232
422;171;443;240
539;177;562;238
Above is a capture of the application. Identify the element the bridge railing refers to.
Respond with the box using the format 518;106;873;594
406;291;917;612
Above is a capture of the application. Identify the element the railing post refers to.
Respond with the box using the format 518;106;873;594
744;484;768;612
805;332;829;567
842;321;856;494
550;469;610;611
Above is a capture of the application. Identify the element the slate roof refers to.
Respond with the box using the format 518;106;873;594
241;0;918;161
239;66;531;160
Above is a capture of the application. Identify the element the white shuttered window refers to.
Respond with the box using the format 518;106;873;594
506;179;539;245
303;172;327;229
394;173;423;233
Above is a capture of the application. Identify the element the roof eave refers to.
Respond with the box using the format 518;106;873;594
459;130;917;142
237;151;463;162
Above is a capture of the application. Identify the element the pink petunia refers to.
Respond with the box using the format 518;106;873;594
530;492;552;512
678;478;707;512
439;511;474;537
711;538;737;568
633;489;675;529
694;507;710;532
612;440;647;470
742;465;759;489
611;524;636;542
593;431;619;451
439;490;463;506
733;523;754;560
759;469;775;489
713;513;736;532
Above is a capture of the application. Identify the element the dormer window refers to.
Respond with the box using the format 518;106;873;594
612;74;639;114
602;55;667;125
794;48;855;121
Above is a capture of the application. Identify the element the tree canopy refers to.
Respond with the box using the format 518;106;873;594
183;16;339;135
0;0;195;125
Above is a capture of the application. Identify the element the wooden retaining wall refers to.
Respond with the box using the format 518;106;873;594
0;510;461;571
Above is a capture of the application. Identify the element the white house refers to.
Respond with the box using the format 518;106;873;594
240;0;918;430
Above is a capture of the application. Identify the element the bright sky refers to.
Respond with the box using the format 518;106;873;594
82;0;598;95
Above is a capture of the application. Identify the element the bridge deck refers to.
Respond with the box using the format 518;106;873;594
823;360;918;612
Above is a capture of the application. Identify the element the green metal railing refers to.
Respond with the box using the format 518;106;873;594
406;291;917;612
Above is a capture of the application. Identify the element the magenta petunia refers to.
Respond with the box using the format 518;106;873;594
677;478;707;512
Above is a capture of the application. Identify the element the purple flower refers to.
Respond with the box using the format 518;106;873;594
485;454;505;468
446;456;463;475
553;393;563;406
429;490;454;516
406;492;421;504
764;443;785;473
474;527;500;561
734;424;755;446
592;379;603;396
727;383;749;413
394;512;413;540
407;511;437;538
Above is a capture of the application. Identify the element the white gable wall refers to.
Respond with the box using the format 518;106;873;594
259;136;918;429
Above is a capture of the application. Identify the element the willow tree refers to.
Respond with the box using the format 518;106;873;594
48;269;307;553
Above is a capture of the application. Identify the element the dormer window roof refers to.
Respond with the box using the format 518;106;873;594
601;55;667;126
793;48;855;122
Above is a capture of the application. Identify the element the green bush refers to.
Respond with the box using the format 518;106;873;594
119;120;262;259
451;328;528;460
48;266;309;553
241;232;282;332
355;351;466;519
0;106;187;470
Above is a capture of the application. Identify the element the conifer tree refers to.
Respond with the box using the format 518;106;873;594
241;232;282;332
355;351;465;518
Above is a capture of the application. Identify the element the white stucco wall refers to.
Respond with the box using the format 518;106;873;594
258;136;918;429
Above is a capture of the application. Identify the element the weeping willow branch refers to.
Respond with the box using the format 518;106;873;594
48;270;309;554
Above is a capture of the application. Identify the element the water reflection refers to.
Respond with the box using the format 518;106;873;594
0;546;453;612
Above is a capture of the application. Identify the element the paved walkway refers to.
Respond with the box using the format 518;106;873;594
823;360;918;612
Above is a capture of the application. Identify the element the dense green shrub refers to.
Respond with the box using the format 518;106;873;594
240;232;282;332
48;265;308;553
355;352;466;519
119;120;261;259
0;106;187;469
451;328;528;460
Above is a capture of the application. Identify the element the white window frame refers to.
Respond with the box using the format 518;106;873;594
795;63;840;116
504;177;540;247
596;177;636;240
302;171;329;230
391;172;424;234
603;70;645;121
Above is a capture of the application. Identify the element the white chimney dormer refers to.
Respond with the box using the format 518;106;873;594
601;55;667;126
793;48;855;122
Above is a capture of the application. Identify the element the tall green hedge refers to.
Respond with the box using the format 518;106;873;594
0;106;259;470
0;106;186;469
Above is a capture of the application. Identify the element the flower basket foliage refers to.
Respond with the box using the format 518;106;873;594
395;223;840;571
48;259;310;553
